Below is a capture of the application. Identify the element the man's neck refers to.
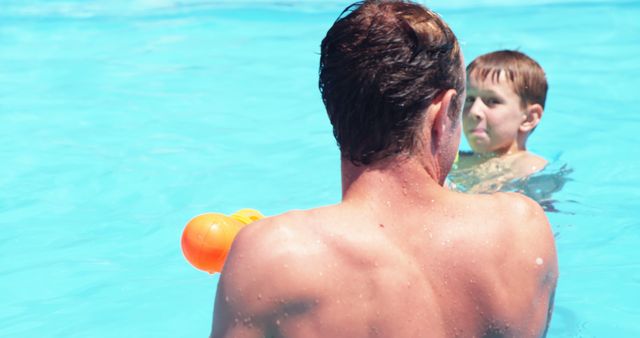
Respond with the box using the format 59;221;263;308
340;156;445;208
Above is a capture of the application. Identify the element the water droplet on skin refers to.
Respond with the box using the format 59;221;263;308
257;293;262;300
276;319;281;326
225;296;230;302
536;257;544;265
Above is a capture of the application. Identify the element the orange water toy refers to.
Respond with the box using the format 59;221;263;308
181;209;264;273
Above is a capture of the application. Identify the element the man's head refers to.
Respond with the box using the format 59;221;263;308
319;0;464;168
463;50;547;154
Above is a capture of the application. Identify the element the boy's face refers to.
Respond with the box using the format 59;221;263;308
463;72;526;154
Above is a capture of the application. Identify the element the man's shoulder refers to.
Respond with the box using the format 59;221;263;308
218;209;332;313
236;206;337;243
493;192;549;228
463;193;558;335
212;210;334;336
466;191;546;219
224;208;335;282
231;209;324;264
452;192;553;258
481;192;551;239
459;192;557;291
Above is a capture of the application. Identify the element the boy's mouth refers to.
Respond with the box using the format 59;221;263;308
467;128;487;137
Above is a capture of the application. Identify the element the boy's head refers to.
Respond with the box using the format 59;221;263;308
463;50;547;154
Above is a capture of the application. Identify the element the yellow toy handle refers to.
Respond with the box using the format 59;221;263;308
230;208;265;225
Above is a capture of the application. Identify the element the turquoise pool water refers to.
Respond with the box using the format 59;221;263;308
1;1;639;337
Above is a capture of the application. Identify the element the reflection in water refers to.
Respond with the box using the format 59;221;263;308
548;305;581;337
501;163;573;212
449;160;573;213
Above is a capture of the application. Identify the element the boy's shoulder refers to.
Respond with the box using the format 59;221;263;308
511;152;548;177
450;150;548;193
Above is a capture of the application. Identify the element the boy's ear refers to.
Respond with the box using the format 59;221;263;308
520;103;543;133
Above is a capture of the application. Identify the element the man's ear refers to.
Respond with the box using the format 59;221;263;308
429;89;458;151
432;89;458;132
520;103;543;133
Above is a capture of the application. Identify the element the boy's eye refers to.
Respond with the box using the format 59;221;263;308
483;97;501;106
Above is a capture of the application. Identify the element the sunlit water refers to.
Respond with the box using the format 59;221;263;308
1;1;639;337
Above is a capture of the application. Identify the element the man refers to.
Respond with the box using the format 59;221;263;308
211;1;558;337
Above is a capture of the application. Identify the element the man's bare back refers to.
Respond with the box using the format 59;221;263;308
210;1;557;337
212;163;557;338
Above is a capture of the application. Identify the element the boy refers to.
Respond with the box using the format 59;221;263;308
449;50;549;193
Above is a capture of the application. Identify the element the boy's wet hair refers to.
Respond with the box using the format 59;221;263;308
319;0;464;166
467;50;548;108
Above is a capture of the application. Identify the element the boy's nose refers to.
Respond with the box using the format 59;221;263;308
468;98;484;120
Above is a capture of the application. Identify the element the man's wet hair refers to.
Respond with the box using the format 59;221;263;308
319;0;464;166
467;50;548;109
